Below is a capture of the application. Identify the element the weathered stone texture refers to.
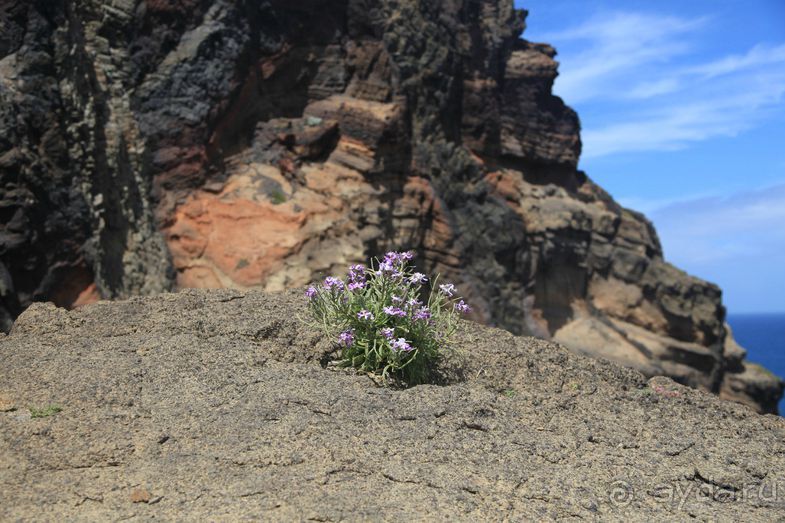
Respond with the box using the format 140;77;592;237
0;0;781;411
2;289;784;520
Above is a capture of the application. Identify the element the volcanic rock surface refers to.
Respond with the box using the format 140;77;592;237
0;0;781;412
2;289;785;520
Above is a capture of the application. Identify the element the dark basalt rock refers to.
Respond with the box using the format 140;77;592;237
0;0;781;413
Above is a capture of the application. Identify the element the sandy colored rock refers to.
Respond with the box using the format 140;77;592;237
129;488;151;504
0;394;15;413
1;289;785;520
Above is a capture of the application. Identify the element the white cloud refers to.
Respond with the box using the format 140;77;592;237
687;43;785;78
645;183;785;264
541;10;785;158
635;183;785;312
626;78;681;100
618;190;719;215
581;77;785;157
651;184;785;234
543;11;705;104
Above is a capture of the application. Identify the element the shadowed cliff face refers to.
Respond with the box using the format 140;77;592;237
0;0;782;412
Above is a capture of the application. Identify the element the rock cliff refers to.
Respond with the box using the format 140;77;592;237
0;1;782;412
2;289;785;520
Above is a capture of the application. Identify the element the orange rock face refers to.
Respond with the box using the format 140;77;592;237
161;91;471;314
163;97;408;292
168;189;306;289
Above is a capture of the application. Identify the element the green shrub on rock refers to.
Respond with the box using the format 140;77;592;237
304;251;470;385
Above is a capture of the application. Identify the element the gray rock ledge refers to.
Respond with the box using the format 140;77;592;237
1;289;784;521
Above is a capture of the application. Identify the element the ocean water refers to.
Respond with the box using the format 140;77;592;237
727;314;785;414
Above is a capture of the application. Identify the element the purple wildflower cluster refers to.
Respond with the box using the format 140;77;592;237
383;305;407;317
414;308;431;320
375;251;416;279
454;300;471;314
391;338;414;352
348;264;366;291
305;250;471;384
409;272;427;285
439;283;456;297
323;276;344;291
338;329;354;347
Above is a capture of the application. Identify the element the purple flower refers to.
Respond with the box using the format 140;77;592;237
323;276;345;291
348;264;366;282
454;299;471;314
439;283;456;297
414;307;431;320
391;337;414;352
348;281;366;292
378;251;413;276
377;259;395;275
383;251;400;263
391;295;403;304
383;306;407;317
338;329;354;347
407;297;422;308
409;272;428;285
380;327;395;340
305;286;317;298
383;251;412;262
357;309;374;321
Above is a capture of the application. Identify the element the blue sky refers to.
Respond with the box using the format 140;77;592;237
516;0;785;313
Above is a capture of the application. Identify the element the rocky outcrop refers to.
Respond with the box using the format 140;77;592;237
2;289;785;520
0;1;781;412
0;0;172;332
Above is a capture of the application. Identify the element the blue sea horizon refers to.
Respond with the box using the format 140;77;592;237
727;313;785;415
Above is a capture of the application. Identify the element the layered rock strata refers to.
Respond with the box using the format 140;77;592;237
0;1;781;412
